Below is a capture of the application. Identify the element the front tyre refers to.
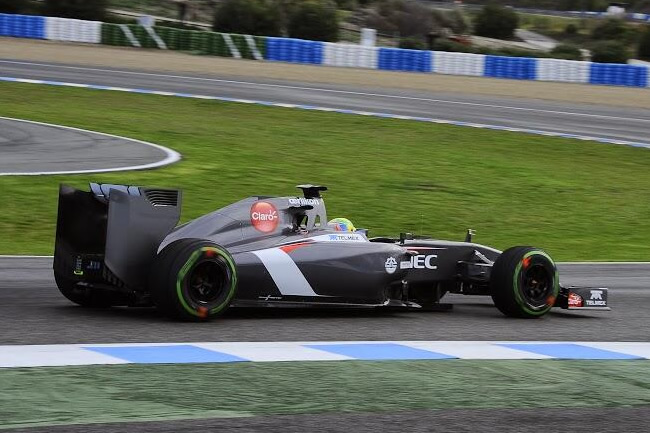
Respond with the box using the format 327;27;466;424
490;246;559;319
149;239;238;321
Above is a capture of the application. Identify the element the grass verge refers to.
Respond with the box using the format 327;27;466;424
1;82;649;259
2;360;650;429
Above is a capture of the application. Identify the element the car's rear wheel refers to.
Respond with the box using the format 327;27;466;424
149;239;238;321
490;246;559;318
54;272;128;307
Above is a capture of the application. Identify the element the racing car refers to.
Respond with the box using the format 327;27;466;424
53;183;609;321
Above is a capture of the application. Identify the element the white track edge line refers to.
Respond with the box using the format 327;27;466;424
0;116;181;176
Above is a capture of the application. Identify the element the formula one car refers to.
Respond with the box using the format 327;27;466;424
53;183;610;321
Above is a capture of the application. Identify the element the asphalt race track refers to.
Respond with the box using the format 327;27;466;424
1;257;648;345
1;59;650;145
0;117;176;175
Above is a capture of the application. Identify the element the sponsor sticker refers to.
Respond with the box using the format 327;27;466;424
259;295;282;301
568;292;583;308
307;234;367;243
400;254;437;270
250;201;279;233
327;234;365;242
385;257;398;274
585;289;606;306
289;197;321;206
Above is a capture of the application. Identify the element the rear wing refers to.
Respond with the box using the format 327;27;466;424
54;183;181;290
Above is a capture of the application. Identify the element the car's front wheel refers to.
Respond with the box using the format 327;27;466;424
490;246;559;318
149;239;238;321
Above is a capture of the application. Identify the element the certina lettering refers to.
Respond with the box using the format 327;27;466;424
250;202;279;233
586;289;606;306
385;257;398;274
289;197;321;206
400;255;437;270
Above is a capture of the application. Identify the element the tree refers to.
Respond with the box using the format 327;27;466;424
287;0;339;41
0;0;28;13
473;3;519;40
638;25;650;60
590;40;629;63
42;0;107;21
213;0;282;36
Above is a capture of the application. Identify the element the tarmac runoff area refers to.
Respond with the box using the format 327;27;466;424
0;117;180;175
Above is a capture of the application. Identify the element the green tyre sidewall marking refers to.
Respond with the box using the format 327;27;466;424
512;250;559;316
175;246;237;318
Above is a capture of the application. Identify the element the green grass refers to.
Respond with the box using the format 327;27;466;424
2;360;650;429
1;82;650;260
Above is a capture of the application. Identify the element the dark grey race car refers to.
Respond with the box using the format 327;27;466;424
53;183;609;321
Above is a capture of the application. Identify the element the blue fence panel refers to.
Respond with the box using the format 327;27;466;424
0;14;45;39
377;48;432;73
0;14;8;37
484;55;537;80
589;63;648;87
265;37;323;64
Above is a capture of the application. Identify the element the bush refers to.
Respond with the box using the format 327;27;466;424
474;4;519;40
431;38;475;53
0;0;28;13
335;0;358;10
42;0;107;21
399;37;427;50
213;0;282;36
591;18;627;41
590;40;629;63
431;8;470;35
550;43;582;60
565;23;578;35
365;0;433;39
287;0;339;41
638;25;650;60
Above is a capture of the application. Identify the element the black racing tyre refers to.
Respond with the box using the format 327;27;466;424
54;271;128;308
490;246;559;319
149;239;238;321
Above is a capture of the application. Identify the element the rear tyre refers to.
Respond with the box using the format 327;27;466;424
490;246;559;318
149;239;238;321
54;272;127;307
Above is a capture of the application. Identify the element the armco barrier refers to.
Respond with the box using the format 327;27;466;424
323;43;377;69
378;48;432;72
432;51;485;76
589;63;648;88
536;58;590;83
266;37;323;64
484;55;537;80
0;13;44;39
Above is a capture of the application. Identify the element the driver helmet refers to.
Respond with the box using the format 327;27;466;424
328;217;356;232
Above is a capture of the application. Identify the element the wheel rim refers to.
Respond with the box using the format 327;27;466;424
520;260;554;308
186;259;229;305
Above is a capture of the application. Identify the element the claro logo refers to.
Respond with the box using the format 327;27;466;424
250;201;279;233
